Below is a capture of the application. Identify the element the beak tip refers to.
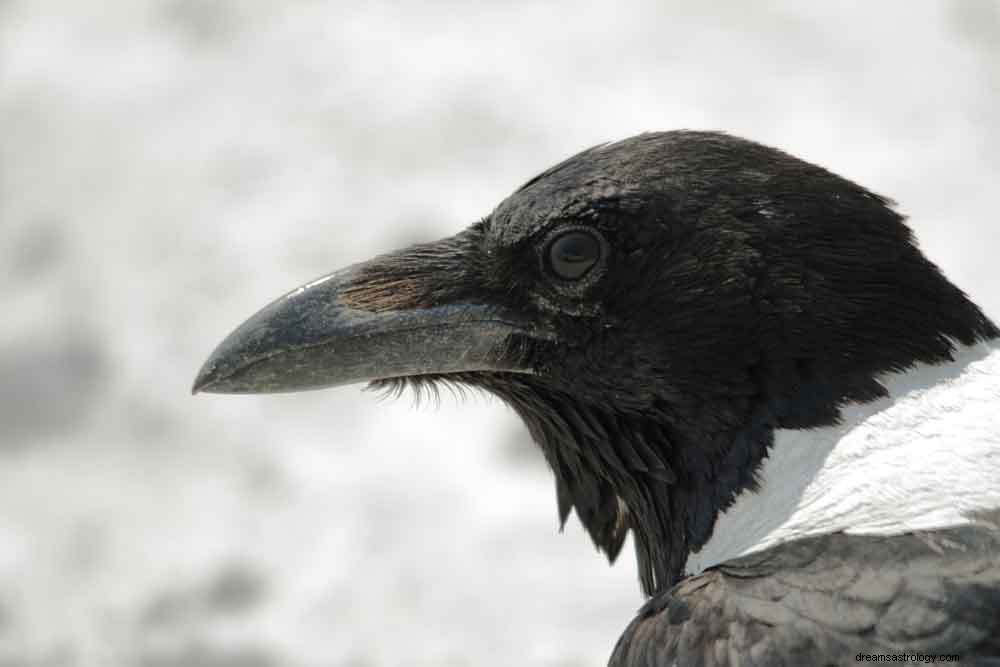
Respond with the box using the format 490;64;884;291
192;355;231;395
191;366;216;395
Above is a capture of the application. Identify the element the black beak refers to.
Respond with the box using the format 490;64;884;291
192;234;535;394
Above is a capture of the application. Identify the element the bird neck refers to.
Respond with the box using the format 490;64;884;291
684;339;1000;578
497;333;1000;597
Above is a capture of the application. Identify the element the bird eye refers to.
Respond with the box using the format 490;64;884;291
547;230;601;280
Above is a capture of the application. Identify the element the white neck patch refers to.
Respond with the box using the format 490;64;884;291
684;340;1000;576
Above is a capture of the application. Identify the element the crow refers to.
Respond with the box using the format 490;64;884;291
194;131;1000;666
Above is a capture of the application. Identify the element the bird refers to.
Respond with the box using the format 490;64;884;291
193;131;1000;666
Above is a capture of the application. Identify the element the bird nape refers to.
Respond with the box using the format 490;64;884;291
194;131;1000;666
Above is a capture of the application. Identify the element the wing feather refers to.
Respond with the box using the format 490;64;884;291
610;514;1000;666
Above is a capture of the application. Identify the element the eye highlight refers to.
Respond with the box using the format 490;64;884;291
547;229;602;280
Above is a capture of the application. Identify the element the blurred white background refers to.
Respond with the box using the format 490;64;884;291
1;1;998;665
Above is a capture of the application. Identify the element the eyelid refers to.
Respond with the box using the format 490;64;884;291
538;225;609;288
549;232;599;279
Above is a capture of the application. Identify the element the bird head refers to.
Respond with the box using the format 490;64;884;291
194;131;997;594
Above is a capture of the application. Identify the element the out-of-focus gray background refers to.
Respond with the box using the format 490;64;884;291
1;1;998;665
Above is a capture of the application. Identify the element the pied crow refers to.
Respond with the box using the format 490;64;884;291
194;131;1000;666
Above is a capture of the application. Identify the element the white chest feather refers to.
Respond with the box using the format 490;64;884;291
684;341;1000;576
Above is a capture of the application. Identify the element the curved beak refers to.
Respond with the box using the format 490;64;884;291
193;235;535;394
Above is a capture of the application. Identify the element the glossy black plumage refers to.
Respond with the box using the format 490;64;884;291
195;131;1000;666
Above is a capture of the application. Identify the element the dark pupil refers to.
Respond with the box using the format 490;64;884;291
549;231;599;280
